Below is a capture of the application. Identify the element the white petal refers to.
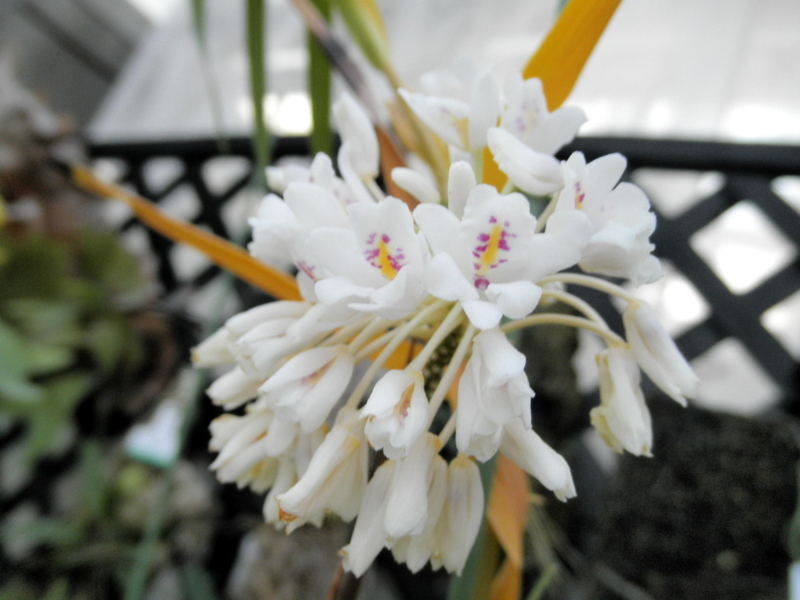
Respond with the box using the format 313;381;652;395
623;302;698;405
436;455;483;575
399;88;470;149
462;299;503;330
447;161;477;219
467;67;500;150
340;461;395;577
529;106;587;155
392;167;441;204
487;127;563;195
485;281;543;320
333;91;379;179
384;433;440;541
206;367;260;409
259;346;342;392
426;254;478;302
500;419;576;501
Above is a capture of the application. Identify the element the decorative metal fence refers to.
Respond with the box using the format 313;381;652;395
89;136;800;408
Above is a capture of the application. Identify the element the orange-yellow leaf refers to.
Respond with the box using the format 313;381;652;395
71;165;302;301
488;455;530;600
490;560;522;600
377;125;418;210
523;0;622;110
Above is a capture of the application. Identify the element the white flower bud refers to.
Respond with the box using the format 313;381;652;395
592;347;653;456
623;301;699;406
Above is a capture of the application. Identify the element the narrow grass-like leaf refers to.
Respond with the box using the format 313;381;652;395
70;165;301;300
308;0;332;155
526;564;559;600
190;0;231;155
247;0;270;190
336;0;391;72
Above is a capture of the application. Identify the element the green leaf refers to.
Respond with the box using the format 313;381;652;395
12;517;84;548
335;0;391;72
77;228;146;299
0;319;43;403
182;562;219;600
85;316;130;372
42;579;70;600
308;0;332;156
0;235;69;300
24;341;74;376
191;0;206;43
246;0;271;191
3;299;82;347
80;439;107;520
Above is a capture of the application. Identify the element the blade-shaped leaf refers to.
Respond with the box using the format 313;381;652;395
71;165;301;300
523;0;622;110
488;455;530;600
308;0;333;155
247;0;270;190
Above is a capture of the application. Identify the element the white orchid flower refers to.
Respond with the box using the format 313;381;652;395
276;410;368;532
553;152;663;285
333;91;380;180
430;454;484;575
415;182;590;329
623;301;699;406
391;455;448;573
384;433;441;541
340;459;394;577
258;345;354;432
400;64;500;152
310;197;429;320
592;347;653;456
500;417;576;502
456;327;533;461
361;369;430;459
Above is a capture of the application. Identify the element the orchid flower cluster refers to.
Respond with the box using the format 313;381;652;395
192;67;699;577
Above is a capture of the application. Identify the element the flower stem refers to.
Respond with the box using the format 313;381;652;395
365;177;385;202
344;299;447;409
437;411;457;445
428;322;476;428
533;194;558;233
501;313;625;347
538;272;638;303
347;317;390;354
541;288;607;326
407;303;463;371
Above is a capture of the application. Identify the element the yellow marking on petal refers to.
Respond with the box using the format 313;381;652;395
70;164;302;300
377;239;399;279
523;0;623;110
477;224;503;274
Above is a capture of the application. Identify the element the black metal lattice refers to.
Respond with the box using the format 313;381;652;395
89;136;800;407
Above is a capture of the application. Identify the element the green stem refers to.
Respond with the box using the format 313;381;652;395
247;0;270;191
308;0;332;155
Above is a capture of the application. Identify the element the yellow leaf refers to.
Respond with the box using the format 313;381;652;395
71;165;302;301
523;0;622;110
488;455;530;600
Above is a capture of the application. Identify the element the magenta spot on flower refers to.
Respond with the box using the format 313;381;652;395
474;277;490;290
477;233;490;242
489;216;497;224
366;233;377;244
381;234;391;244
